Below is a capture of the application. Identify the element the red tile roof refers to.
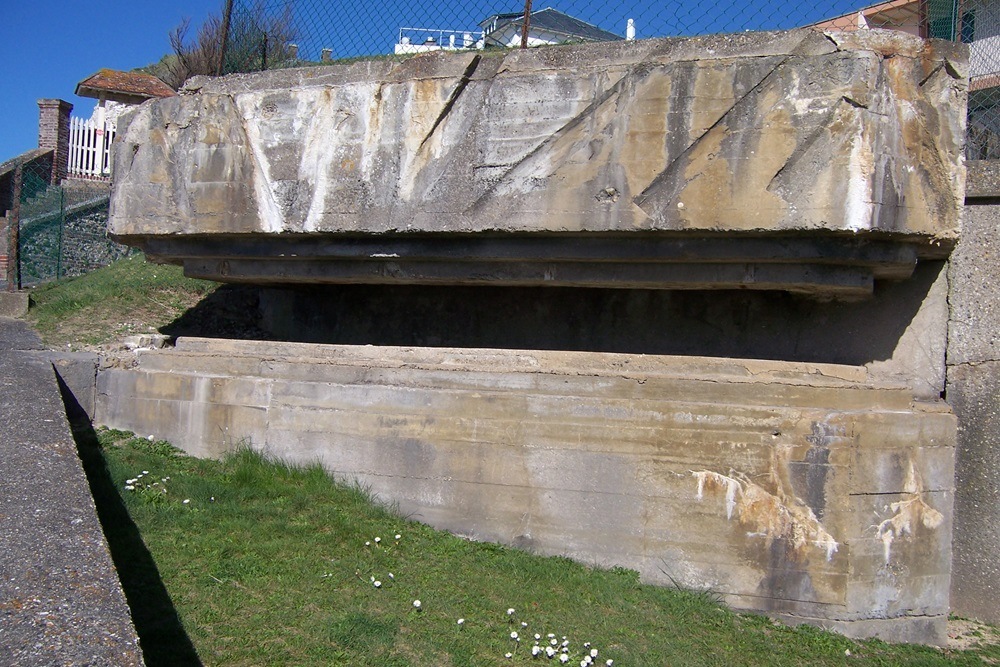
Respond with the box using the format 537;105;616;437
75;69;176;102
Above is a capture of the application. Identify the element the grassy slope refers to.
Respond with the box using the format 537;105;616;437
94;431;998;667
26;254;216;348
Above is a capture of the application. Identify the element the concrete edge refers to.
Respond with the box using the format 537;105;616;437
965;160;1000;198
35;351;100;422
0;292;30;318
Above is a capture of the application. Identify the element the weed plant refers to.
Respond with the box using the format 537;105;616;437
91;429;999;667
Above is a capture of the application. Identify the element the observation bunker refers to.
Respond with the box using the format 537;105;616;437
100;28;968;643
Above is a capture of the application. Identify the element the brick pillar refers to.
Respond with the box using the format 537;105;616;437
37;99;73;185
0;215;8;282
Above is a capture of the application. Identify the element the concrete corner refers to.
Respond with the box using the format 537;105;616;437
37;351;100;422
0;292;30;318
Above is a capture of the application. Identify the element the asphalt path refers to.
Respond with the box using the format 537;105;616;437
0;317;143;666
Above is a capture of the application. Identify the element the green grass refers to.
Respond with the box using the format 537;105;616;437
87;429;1000;667
26;254;216;348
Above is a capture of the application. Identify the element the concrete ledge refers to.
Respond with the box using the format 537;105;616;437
113;30;965;298
0;292;29;318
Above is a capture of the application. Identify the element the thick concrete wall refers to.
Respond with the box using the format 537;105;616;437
108;30;967;299
112;30;965;240
95;26;972;642
947;161;1000;623
96;337;956;644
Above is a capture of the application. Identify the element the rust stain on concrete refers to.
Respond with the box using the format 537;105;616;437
875;461;945;564
693;468;839;561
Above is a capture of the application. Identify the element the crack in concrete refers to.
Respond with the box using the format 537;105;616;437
464;70;629;214
633;54;792;215
919;63;945;88
418;55;482;152
842;95;869;109
947;359;1000;367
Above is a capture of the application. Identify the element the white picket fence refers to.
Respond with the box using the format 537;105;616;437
68;116;116;180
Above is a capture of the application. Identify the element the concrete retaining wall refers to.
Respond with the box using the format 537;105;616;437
96;337;956;644
946;161;1000;623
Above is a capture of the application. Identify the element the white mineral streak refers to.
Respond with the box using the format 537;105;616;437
875;462;945;564
300;90;338;233
724;474;739;520
692;470;839;561
845;119;874;232
399;81;446;201
359;83;382;184
237;96;285;233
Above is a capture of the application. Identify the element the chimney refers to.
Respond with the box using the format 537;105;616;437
37;99;73;185
321;48;333;62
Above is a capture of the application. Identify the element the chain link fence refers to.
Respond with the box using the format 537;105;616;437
2;154;132;291
219;0;1000;159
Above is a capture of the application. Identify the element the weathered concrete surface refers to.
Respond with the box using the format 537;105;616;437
0;292;30;318
109;29;967;298
946;362;1000;624
0;319;143;666
96;336;956;644
964;160;1000;198
45;351;100;423
946;190;1000;623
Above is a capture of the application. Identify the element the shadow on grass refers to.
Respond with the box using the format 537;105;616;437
158;284;271;342
57;375;203;667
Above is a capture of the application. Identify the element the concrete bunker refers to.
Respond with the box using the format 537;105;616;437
100;29;967;644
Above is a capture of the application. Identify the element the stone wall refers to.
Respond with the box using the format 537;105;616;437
0;215;8;283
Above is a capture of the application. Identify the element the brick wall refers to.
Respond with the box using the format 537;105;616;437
37;99;73;184
0;215;8;282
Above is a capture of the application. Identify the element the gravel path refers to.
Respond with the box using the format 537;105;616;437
0;317;143;666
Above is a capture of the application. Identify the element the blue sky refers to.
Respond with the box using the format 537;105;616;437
0;1;215;160
0;0;871;162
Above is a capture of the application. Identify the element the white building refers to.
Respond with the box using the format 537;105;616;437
394;7;627;55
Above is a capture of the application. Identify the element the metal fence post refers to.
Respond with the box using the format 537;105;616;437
218;0;235;76
6;161;22;292
520;0;533;49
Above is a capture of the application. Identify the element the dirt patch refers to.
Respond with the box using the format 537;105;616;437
948;617;1000;655
79;284;270;356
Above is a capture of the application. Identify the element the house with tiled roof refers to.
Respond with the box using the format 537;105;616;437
75;69;177;105
1;69;174;289
480;7;622;48
71;70;176;180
